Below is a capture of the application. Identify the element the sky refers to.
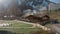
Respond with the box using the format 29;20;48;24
0;0;60;10
50;0;60;3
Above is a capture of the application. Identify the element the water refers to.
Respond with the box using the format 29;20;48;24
0;30;13;34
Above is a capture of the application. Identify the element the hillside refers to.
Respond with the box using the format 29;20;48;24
40;3;60;11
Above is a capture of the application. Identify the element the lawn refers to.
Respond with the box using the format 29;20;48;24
0;20;52;34
0;28;42;34
0;20;40;34
0;20;33;27
11;23;33;27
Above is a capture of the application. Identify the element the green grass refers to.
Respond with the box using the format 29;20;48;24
0;20;33;27
0;20;52;34
0;28;52;34
0;28;41;34
0;20;38;34
11;23;33;27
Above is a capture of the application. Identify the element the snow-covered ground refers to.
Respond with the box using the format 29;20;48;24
0;23;11;27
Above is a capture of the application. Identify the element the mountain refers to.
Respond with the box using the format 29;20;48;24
49;3;60;10
40;3;60;10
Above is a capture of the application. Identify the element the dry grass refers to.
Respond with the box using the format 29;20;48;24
49;11;60;21
29;29;53;34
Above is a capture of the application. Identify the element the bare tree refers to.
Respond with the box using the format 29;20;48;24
45;0;56;15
